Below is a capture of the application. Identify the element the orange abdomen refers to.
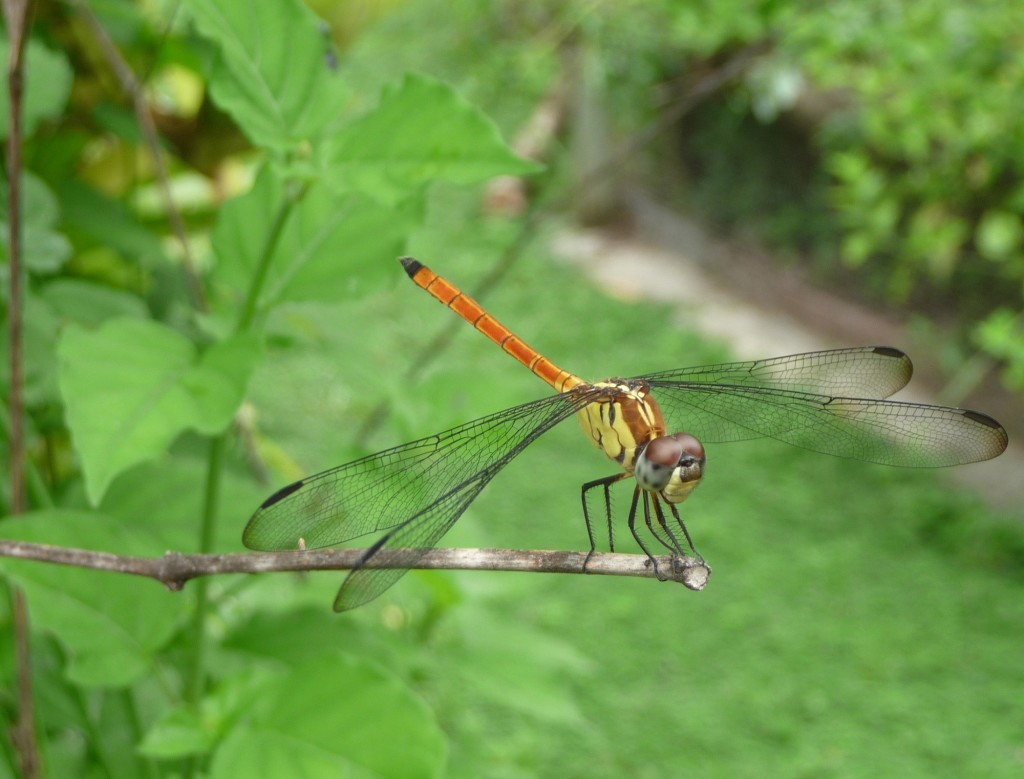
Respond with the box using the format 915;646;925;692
401;258;584;393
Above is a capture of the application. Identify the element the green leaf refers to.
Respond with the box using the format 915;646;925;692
141;669;277;759
100;456;266;552
57;319;260;503
139;707;214;759
0;172;72;273
182;0;348;149
38;279;149;327
0;510;187;687
212;167;415;314
0;39;73;139
323;73;543;204
208;653;447;779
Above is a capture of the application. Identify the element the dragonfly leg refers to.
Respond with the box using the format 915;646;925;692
628;487;667;580
650;496;688;558
667;501;703;562
581;472;629;571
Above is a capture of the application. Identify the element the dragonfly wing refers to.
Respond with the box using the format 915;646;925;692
244;389;599;607
333;474;489;611
639;346;913;398
645;381;1008;466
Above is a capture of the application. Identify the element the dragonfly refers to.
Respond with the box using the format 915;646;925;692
244;257;1009;611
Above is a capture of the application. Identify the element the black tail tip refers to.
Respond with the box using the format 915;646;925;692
399;256;423;277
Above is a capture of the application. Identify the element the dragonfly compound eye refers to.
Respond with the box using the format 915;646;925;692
635;433;706;492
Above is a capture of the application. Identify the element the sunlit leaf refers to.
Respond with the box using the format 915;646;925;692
977;210;1023;262
58;318;260;503
183;0;348;149
323;73;542;204
0;511;186;687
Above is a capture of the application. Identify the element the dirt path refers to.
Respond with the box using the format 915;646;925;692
553;191;1023;513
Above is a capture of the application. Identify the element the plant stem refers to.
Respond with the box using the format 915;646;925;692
236;179;309;332
181;177;308;779
182;433;224;779
119;687;160;779
185;433;224;707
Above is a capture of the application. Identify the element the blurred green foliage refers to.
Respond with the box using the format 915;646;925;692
648;0;1024;388
0;0;1021;777
561;0;1024;391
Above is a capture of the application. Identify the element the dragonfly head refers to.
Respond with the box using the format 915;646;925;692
634;433;706;504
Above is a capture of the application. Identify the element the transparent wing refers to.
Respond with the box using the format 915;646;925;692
639;346;914;397
643;369;1007;467
244;389;598;610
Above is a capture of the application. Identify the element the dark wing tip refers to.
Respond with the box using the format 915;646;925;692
961;409;1009;460
872;345;913;385
872;346;908;360
963;408;1009;444
399;256;423;277
244;480;308;549
259;479;305;509
963;409;1004;430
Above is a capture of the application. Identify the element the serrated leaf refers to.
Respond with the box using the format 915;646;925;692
0;510;186;687
212;167;415;314
323;73;543;203
58;318;260;503
182;0;348;149
208;653;446;779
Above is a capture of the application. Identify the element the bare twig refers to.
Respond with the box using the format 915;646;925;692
0;541;711;592
68;0;207;311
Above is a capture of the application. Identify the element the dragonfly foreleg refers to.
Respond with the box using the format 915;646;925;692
650;495;688;558
581;472;630;571
667;501;703;562
628;487;668;581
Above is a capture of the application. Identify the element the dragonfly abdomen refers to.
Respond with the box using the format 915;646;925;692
401;257;584;393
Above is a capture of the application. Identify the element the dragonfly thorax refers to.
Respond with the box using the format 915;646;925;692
634;433;706;505
577;379;668;470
